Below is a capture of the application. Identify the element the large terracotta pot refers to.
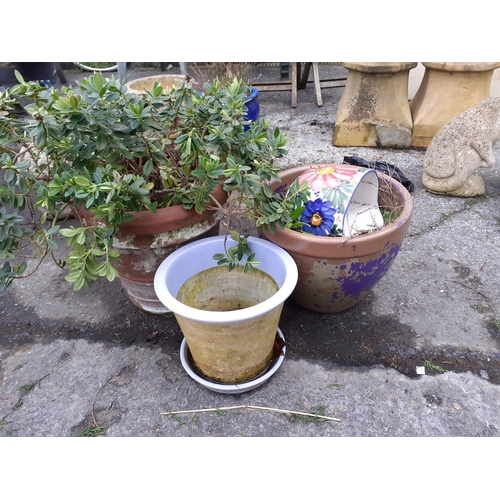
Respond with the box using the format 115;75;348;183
261;165;413;313
75;185;228;314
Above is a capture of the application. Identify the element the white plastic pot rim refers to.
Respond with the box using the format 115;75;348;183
154;235;298;325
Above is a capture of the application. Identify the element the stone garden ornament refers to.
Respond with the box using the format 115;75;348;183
422;96;500;197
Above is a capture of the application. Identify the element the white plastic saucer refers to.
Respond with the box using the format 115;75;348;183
180;328;286;394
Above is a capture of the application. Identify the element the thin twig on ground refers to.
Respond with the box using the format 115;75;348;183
446;280;490;301
162;404;341;422
91;375;114;428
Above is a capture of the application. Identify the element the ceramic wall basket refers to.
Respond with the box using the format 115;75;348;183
297;164;384;238
262;165;413;313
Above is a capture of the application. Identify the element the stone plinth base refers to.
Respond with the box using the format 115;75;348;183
333;62;417;148
410;62;500;147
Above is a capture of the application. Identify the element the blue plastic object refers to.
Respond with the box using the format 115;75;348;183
244;87;260;129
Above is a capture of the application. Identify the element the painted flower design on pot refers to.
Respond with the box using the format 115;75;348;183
299;165;359;215
300;165;359;191
299;198;340;236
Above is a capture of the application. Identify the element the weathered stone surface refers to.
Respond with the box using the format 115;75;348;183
376;124;412;148
411;62;500;147
422;96;500;197
333;62;416;148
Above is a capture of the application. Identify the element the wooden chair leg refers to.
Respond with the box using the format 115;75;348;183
300;62;312;89
312;62;323;107
291;63;298;108
54;62;68;84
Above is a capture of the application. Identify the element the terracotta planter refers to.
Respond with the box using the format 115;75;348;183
125;74;187;95
261;165;413;313
74;185;228;314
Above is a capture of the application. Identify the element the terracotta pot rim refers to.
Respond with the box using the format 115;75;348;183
266;164;413;252
74;184;228;236
121;184;227;229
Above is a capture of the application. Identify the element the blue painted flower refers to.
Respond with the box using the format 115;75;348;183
299;198;337;236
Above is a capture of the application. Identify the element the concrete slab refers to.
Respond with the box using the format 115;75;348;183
1;64;500;440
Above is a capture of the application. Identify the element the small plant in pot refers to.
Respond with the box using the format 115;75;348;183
188;62;260;124
0;71;300;314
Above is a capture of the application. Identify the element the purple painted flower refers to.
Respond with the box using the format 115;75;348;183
300;198;337;236
274;184;288;198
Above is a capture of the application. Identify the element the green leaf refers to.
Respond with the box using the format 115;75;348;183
105;264;118;281
75;232;86;245
4;169;15;184
45;225;61;236
93;72;104;91
14;70;25;84
96;133;107;150
73;274;86;291
152;82;163;98
59;228;78;237
230;230;242;242
34;127;46;149
16;261;28;275
290;205;305;220
143;159;153;177
74;177;91;187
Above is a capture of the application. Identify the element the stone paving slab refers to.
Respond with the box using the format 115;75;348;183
1;64;500;439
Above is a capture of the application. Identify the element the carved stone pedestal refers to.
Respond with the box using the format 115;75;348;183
333;62;417;148
410;62;500;147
